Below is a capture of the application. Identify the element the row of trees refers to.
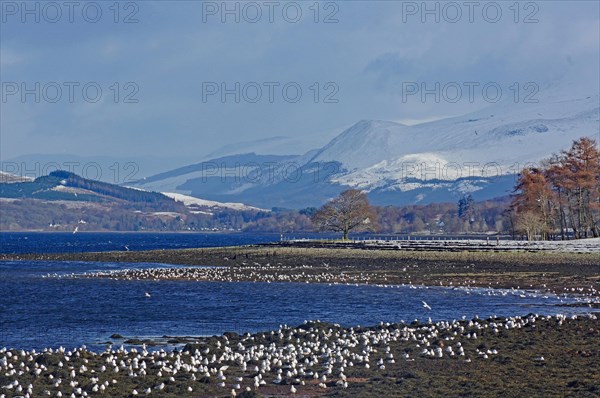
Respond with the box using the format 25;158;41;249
510;137;600;240
309;190;509;239
0;199;211;232
375;195;508;234
310;138;599;241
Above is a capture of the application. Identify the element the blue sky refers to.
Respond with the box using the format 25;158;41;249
1;0;599;162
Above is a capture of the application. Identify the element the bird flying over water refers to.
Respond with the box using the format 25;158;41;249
422;301;432;310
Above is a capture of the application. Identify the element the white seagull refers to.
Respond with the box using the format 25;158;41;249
422;301;432;310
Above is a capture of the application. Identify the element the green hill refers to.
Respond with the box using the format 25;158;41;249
0;170;173;204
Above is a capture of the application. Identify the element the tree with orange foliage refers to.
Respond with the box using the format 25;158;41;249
511;168;553;240
561;137;600;238
513;137;600;240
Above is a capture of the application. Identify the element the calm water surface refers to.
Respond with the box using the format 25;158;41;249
0;232;283;254
0;232;504;254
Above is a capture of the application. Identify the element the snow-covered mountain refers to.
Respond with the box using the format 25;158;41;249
130;84;599;209
326;99;599;191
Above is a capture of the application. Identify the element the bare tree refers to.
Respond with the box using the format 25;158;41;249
311;189;378;240
515;211;546;241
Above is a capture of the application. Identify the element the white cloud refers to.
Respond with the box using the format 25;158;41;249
1;1;598;162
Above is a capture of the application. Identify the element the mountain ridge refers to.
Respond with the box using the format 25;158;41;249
128;93;598;208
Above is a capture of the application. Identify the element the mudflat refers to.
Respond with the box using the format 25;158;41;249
4;245;599;297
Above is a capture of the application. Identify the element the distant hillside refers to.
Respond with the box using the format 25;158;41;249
131;153;294;186
0;170;172;204
0;171;267;232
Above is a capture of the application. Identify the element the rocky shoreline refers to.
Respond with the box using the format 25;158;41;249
1;315;599;398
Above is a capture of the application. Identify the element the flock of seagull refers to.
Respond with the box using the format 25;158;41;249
48;263;385;286
42;262;599;307
2;313;595;398
11;258;597;397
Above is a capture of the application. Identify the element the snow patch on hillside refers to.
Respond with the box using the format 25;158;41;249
162;192;266;212
51;185;98;196
0;171;33;183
